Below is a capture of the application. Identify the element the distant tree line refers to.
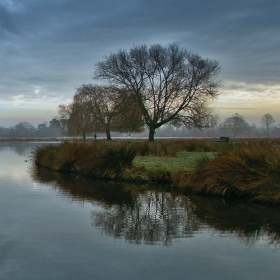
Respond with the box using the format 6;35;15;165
0;113;278;139
148;113;280;138
0;119;62;138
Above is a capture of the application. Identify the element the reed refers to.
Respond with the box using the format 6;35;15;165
31;141;137;179
184;141;280;204
94;143;137;178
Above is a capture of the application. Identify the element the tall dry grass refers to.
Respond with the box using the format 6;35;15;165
183;141;280;204
135;138;220;157
31;141;137;179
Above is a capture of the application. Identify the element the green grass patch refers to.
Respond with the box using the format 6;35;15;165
133;152;214;172
123;151;215;185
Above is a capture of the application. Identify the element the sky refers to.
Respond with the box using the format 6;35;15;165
0;0;279;127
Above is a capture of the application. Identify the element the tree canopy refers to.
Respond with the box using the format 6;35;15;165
94;43;220;141
74;84;143;140
261;113;275;137
59;85;144;140
67;95;96;139
220;113;250;138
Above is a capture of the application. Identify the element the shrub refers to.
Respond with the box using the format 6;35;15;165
54;141;94;172
95;143;137;178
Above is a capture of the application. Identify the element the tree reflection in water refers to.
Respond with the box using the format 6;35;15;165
31;166;280;247
189;195;280;248
92;192;199;245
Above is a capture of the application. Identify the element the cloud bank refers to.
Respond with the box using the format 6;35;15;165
0;0;279;125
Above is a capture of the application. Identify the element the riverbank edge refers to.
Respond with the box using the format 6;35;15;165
34;162;279;206
31;139;280;206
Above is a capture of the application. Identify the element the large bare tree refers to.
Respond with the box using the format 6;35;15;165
94;43;220;141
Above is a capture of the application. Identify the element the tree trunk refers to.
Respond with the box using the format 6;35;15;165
148;127;155;142
266;125;269;137
82;131;86;140
106;130;112;140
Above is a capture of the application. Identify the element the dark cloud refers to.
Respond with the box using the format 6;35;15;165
0;0;279;111
0;5;18;35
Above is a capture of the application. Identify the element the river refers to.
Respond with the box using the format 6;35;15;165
0;141;279;279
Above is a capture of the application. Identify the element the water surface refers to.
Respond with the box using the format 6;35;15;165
0;142;280;279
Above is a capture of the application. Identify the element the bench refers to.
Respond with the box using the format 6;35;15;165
216;136;229;143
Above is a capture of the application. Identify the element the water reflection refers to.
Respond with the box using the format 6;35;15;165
190;196;280;248
0;141;37;157
0;141;57;157
31;166;280;248
92;192;200;246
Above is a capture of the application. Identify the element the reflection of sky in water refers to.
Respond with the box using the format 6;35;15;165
0;152;29;187
0;142;50;188
0;142;279;279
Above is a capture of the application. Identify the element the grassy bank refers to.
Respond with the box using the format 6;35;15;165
183;141;280;204
32;141;137;178
31;138;280;205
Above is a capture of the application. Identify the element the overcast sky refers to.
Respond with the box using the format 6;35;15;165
0;0;279;127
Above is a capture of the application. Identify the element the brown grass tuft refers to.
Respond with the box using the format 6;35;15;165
184;141;280;202
31;141;137;179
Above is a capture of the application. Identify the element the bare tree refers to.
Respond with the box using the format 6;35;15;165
261;113;275;137
220;113;250;138
94;43;220;141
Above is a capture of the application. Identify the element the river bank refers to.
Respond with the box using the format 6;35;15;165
31;138;280;205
